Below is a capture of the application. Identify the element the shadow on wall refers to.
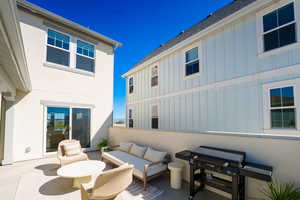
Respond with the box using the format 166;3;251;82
91;111;113;149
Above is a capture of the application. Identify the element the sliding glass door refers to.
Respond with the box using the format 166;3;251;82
72;108;91;148
46;106;91;153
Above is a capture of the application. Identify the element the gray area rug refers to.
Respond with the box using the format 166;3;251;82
122;180;164;200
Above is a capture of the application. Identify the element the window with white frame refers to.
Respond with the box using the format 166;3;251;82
46;29;70;66
76;40;95;72
262;2;296;52
151;66;158;87
269;86;296;129
128;109;133;128
185;47;199;76
129;77;134;94
151;104;159;129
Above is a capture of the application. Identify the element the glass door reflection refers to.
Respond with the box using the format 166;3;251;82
72;108;91;148
46;107;70;153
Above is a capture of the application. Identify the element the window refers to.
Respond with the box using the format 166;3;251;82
151;66;158;87
151;104;159;129
129;77;134;94
269;86;296;128
263;2;296;52
185;47;199;76
128;109;133;128
76;40;95;72
46;29;70;66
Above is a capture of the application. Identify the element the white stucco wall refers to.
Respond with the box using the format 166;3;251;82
109;127;300;199
11;10;114;162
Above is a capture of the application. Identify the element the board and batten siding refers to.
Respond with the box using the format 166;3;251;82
126;9;300;134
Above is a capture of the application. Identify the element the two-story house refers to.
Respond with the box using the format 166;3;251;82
0;0;121;164
123;0;300;137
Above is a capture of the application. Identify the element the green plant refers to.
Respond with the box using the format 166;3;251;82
262;179;300;200
97;139;108;150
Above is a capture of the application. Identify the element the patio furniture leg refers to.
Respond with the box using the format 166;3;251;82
143;177;147;191
73;176;91;189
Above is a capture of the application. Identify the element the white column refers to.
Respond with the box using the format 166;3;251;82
1;100;14;165
0;92;2;122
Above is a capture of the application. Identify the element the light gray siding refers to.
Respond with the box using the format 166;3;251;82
126;12;300;134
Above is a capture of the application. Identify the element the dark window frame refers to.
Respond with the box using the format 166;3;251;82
151;104;159;129
151;66;158;87
262;2;297;52
46;29;70;66
151;117;159;129
269;86;296;129
128;109;133;128
185;47;200;77
129;77;134;94
75;40;95;73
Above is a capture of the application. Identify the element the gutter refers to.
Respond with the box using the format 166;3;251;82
16;0;122;48
122;0;273;78
0;0;32;92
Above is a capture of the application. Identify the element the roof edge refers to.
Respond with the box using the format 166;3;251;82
17;0;122;48
122;0;271;78
0;0;32;92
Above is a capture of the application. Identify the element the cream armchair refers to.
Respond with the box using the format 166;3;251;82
81;164;133;200
57;139;88;166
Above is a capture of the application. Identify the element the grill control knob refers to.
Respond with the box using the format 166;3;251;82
223;162;229;167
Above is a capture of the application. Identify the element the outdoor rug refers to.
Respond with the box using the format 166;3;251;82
121;179;164;200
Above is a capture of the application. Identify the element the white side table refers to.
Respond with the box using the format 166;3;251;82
168;161;184;189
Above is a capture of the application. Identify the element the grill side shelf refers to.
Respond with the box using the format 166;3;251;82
240;162;273;182
175;150;192;161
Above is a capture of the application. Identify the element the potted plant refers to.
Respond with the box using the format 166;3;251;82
262;179;300;200
97;139;108;154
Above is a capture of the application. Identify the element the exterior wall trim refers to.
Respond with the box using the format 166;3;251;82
112;127;300;141
40;100;95;108
127;63;300;106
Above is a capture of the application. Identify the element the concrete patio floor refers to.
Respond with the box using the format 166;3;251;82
0;151;227;200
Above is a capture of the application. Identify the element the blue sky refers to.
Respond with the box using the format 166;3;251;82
27;0;232;121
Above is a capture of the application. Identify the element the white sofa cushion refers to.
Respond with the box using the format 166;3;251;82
119;142;133;152
129;144;147;158
144;148;167;163
102;150;167;178
63;143;81;156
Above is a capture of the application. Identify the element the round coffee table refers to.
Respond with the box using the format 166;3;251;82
57;160;106;188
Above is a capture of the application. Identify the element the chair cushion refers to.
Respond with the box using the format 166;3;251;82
119;142;133;153
144;148;167;163
129;144;147;158
102;150;167;178
63;143;81;156
60;153;88;166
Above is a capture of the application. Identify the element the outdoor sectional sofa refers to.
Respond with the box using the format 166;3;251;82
101;142;171;190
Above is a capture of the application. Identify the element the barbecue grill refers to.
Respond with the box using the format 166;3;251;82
175;146;273;200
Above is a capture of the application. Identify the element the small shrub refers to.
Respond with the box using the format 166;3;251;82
97;139;108;150
262;179;300;200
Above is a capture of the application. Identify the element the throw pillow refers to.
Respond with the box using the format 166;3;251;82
144;147;167;163
63;143;81;156
129;144;147;157
119;142;133;152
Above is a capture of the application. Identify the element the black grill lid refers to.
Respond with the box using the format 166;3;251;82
193;146;245;163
